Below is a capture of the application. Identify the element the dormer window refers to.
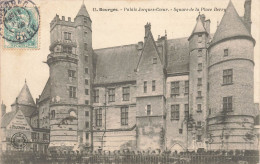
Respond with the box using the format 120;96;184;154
224;49;229;56
64;32;71;40
84;18;87;24
153;57;157;64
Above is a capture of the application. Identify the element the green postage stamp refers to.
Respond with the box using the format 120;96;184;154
0;0;40;49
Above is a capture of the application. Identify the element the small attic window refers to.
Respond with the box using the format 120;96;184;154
198;34;202;43
84;18;87;24
224;49;229;56
153;57;157;64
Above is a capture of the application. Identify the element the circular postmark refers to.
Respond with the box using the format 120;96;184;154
11;132;28;149
0;0;40;44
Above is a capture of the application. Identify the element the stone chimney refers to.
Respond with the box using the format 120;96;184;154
144;22;151;40
204;19;211;34
1;101;6;117
244;0;252;33
200;14;206;26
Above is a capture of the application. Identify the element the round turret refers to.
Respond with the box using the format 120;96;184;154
207;1;256;150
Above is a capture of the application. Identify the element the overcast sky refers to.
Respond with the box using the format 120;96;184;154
1;0;259;112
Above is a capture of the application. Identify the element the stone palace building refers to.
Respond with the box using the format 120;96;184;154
1;0;259;152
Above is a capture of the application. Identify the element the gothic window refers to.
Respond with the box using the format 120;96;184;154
198;49;202;56
51;110;55;119
223;96;232;112
224;49;229;56
122;87;130;101
198;78;202;86
147;105;151;116
153;57;157;64
86;133;89;139
171;104;179;120
179;129;183;134
85;121;89;128
197;135;202;142
85;79;88;85
197;91;202;98
85;111;89;117
68;70;75;78
85;89;89;95
108;88;115;102
69;86;76;98
185;104;189;118
64;32;71;40
198;63;202;71
121;107;128;125
185;81;189;94
96;108;102;127
171;81;179;96
197;104;202;112
93;89;99;103
85;68;88;74
143;81;147;93
85;100;89;105
223;69;233;85
152;80;156;91
84;43;88;51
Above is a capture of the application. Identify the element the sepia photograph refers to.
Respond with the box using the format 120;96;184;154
0;0;259;163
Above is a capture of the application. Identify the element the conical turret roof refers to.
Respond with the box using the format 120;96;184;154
188;14;207;40
210;1;252;45
12;81;35;107
77;4;90;17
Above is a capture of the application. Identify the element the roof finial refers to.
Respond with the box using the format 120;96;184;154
165;30;167;36
25;78;27;84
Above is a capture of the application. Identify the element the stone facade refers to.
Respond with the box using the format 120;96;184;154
1;0;258;153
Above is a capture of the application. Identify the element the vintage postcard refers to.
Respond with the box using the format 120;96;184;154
0;0;259;163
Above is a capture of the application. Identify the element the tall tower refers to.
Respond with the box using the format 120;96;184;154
207;1;256;150
135;24;167;150
47;3;93;151
188;14;210;150
74;4;93;150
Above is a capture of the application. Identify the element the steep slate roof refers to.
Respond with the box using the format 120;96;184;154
1;111;16;128
38;78;51;103
12;82;36;107
167;37;190;74
188;15;207;40
211;1;252;45
94;44;140;84
136;29;163;70
93;37;190;84
77;4;90;18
